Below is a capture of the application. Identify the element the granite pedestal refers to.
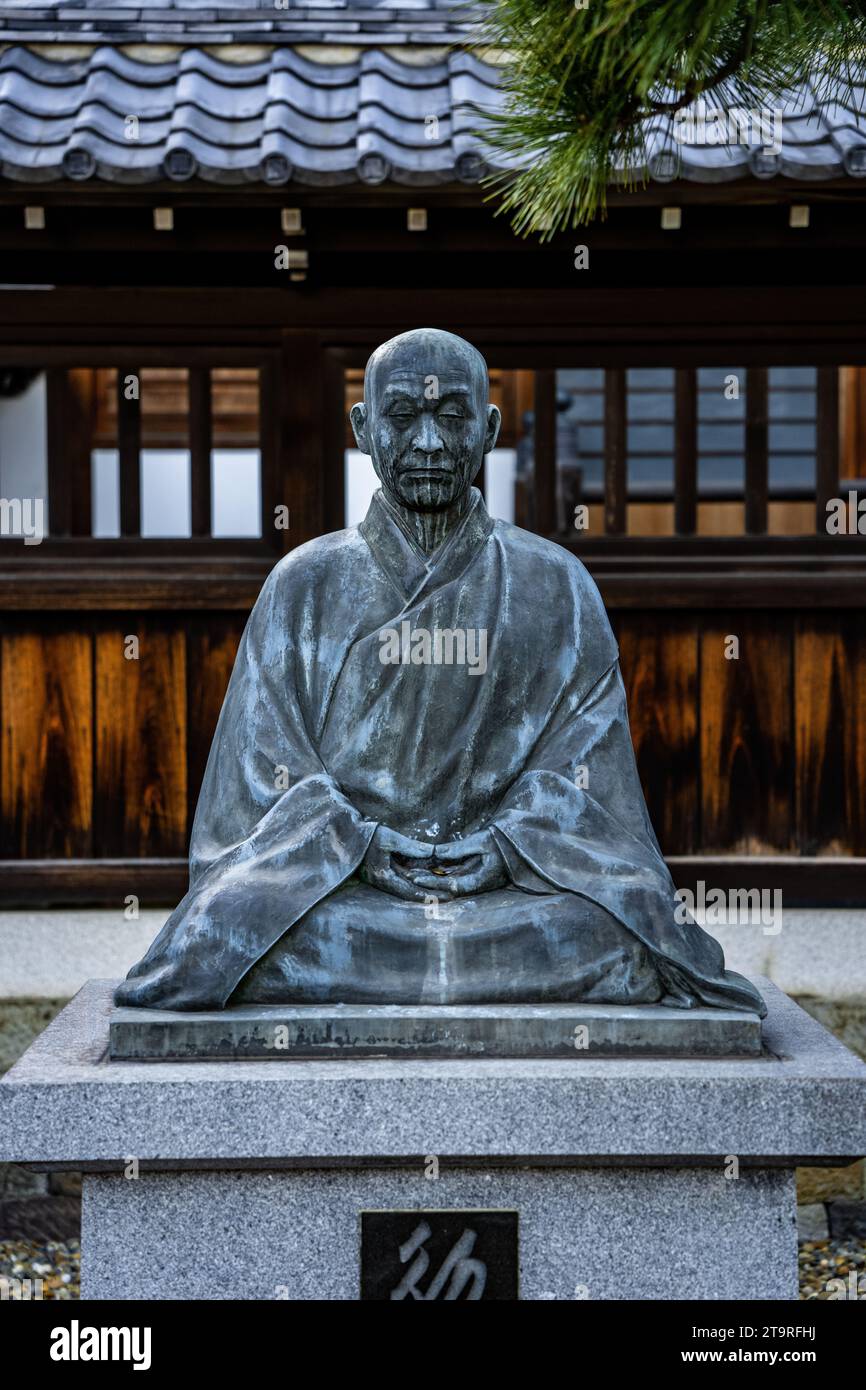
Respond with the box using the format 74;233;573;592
2;978;865;1301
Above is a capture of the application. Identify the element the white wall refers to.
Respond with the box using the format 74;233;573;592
0;908;863;1003
345;447;517;527
92;447;262;538
0;373;48;532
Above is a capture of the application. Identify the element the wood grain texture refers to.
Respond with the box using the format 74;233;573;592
94;623;187;856
795;613;866;856
0;628;93;857
185;616;242;841
700;615;794;852
615;614;699;854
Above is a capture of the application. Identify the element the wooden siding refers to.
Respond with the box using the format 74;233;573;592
0;609;863;863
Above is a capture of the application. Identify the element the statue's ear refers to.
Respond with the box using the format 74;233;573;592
484;403;501;454
350;402;369;453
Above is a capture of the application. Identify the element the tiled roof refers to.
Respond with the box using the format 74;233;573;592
0;29;864;188
0;42;502;184
0;1;481;46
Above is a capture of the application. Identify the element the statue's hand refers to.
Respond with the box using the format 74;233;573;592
407;829;508;898
359;825;435;902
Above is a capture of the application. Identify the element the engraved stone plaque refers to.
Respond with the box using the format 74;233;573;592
360;1209;519;1301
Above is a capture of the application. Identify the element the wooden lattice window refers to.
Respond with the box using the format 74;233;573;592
0;353;280;551
338;361;859;541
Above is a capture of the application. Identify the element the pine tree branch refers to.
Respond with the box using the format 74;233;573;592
477;0;866;234
640;4;761;115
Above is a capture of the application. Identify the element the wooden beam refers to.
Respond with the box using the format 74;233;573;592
1;855;862;908
532;369;557;535
674;367;697;535
745;366;769;534
604;367;627;535
815;366;840;534
0;858;189;906
3;284;866;342
188;367;212;538
117;367;141;536
0;549;273;609
667;856;866;908
0;539;864;609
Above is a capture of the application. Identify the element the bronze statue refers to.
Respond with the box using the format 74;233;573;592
117;329;764;1017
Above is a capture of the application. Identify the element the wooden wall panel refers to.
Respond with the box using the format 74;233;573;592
94;622;187;857
1;606;864;880
185;616;242;840
796;614;866;855
0;629;93;857
615;614;699;854
700;615;794;852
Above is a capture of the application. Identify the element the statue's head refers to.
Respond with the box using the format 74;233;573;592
350;328;501;513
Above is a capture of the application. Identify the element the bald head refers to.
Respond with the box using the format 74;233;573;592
351;328;500;515
363;328;489;405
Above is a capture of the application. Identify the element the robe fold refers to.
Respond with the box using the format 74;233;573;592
116;488;765;1017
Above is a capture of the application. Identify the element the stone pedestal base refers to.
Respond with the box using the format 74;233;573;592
2;978;864;1302
82;1165;796;1300
108;999;763;1060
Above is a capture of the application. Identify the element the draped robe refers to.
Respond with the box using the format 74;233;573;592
116;489;765;1017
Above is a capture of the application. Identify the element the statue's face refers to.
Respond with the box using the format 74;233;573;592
351;332;500;513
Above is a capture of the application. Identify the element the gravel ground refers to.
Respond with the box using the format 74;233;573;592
1;1236;863;1300
798;1237;866;1299
0;1238;80;1299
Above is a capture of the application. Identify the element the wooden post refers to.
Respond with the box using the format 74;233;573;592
674;368;697;535
47;369;95;537
532;370;557;535
745;367;769;535
117;367;141;537
189;367;212;538
815;366;839;535
604;367;627;535
46;369;71;538
278;332;327;549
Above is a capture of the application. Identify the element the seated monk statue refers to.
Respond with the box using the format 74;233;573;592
117;328;765;1017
